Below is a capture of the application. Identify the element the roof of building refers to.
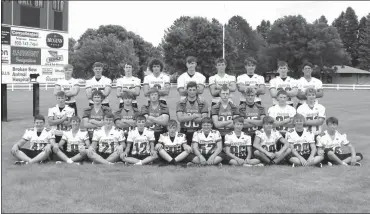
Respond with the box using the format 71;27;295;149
333;65;370;74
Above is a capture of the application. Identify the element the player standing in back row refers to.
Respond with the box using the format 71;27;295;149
209;58;237;106
177;56;206;100
269;61;298;107
85;62;112;107
237;57;265;105
54;64;80;116
143;58;171;105
296;61;324;108
116;62;141;109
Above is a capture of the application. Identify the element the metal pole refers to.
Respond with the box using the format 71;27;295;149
1;84;8;122
223;24;225;59
33;83;40;116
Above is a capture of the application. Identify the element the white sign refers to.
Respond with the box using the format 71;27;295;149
1;45;10;64
41;49;68;66
10;27;43;48
1;65;42;84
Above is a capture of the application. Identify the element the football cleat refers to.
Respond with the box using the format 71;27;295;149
55;161;63;164
255;163;264;167
14;161;28;165
327;162;333;166
218;163;222;168
315;163;323;168
292;163;295;168
243;163;253;167
186;162;195;167
355;162;361;166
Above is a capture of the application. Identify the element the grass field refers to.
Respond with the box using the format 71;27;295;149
1;87;370;213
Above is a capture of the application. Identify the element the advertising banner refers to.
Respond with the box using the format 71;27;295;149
11;46;41;65
1;26;11;45
2;45;10;64
1;65;42;84
41;49;68;66
10;26;43;48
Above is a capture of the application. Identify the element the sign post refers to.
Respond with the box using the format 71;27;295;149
1;84;7;121
33;83;40;116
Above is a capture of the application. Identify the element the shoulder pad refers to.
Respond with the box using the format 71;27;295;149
45;128;51;132
27;128;35;131
102;106;111;111
196;130;202;133
211;130;218;133
319;132;326;137
177;133;184;137
162;132;169;136
288;128;294;133
227;132;233;135
83;106;93;112
159;102;168;108
229;102;237;108
255;103;264;108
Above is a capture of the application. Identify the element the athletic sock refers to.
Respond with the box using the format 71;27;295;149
67;159;74;164
135;160;143;165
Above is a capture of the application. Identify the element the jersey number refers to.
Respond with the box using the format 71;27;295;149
306;116;319;132
246;116;258;132
230;145;247;157
134;142;148;155
293;143;310;154
101;141;115;153
276;116;290;131
184;113;200;128
32;143;47;151
262;145;276;152
71;144;79;152
199;143;217;155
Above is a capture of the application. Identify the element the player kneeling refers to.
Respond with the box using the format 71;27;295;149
120;115;158;165
52;116;90;164
11;115;55;165
155;120;193;166
253;116;291;165
317;117;363;166
187;117;223;167
286;114;324;167
86;113;125;164
224;117;263;167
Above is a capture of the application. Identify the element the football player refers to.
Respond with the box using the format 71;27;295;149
155;120;193;166
86;113;125;164
317;117;363;166
176;81;209;146
48;91;75;144
253;116;291;165
143;58;171;105
177;56;206;100
85;62;112;107
211;85;239;142
269;61;298;107
237;57;265;105
114;92;140;138
54;64;80;115
82;90;112;140
11;115;55;165
120;115;158;165
286;114;324;167
296;61;323;108
52;116;90;164
141;88;170;142
297;88;326;142
116;62;141;109
209;58;236;106
223;117;263;166
238;87;266;144
187;117;223;167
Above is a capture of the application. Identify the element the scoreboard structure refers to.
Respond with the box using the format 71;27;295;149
1;0;69;84
1;0;69;121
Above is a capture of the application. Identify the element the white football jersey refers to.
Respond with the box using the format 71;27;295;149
268;105;296;132
209;73;236;103
116;76;141;103
158;132;187;154
62;129;89;153
237;74;265;102
269;76;297;105
22;127;55;151
286;128;314;155
47;104;75;136
224;131;252;157
316;130;350;154
127;127;155;155
177;72;206;100
297;103;326;135
192;130;222;155
143;73;171;101
296;77;323;103
85;76;112;104
255;129;282;152
92;126;125;154
55;78;80;103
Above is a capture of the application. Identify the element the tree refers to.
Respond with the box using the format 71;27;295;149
344;7;360;66
257;19;271;40
160;16;237;79
332;11;346;39
358;14;370;71
68;38;76;51
314;15;328;25
71;35;139;80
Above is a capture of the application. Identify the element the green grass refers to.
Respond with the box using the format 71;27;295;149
2;88;370;213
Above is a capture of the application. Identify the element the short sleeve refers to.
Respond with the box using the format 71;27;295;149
22;130;31;141
236;75;244;84
307;133;315;144
318;105;326;119
116;79;122;88
286;133;294;143
291;79;298;88
224;134;231;146
192;132;199;143
245;135;252;146
258;76;265;85
158;134;164;144
209;76;216;85
92;131;100;142
67;108;75;117
198;74;206;85
230;75;236;83
160;105;170;115
113;109;122;122
289;107;297;117
176;102;185;113
73;79;80;87
105;78;112;87
143;76;149;85
267;106;273;117
341;133;350;146
48;130;56;139
200;101;209;114
180;135;187;144
61;132;68;141
164;75;171;84
141;105;149;116
215;131;222;142
210;104;219;116
255;130;263;140
135;78;142;87
316;79;323;89
177;74;184;89
85;79;91;89
127;131;134;143
118;130;125;142
148;130;155;142
82;108;91;119
258;105;266;116
82;131;89;141
48;108;54;117
269;78;276;89
274;131;283;142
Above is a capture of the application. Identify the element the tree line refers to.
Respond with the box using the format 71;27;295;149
69;7;370;82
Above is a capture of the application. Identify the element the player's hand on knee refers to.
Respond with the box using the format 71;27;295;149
183;144;192;153
237;158;245;165
155;144;163;151
199;156;207;165
11;145;19;156
267;152;275;159
350;157;356;166
307;157;314;166
87;147;95;155
317;149;324;156
300;157;308;166
150;150;157;157
43;144;52;154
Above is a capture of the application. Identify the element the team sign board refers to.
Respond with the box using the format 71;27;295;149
1;24;68;84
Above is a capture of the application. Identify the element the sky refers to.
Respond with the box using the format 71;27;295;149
69;1;370;47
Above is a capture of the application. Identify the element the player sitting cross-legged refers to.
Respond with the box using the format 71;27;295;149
11;115;55;165
86;113;125;165
253;116;291;165
223;116;263;167
186;117;224;167
120;115;158;165
155;120;193;166
52;116;90;165
286;114;324;167
316;117;363;166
